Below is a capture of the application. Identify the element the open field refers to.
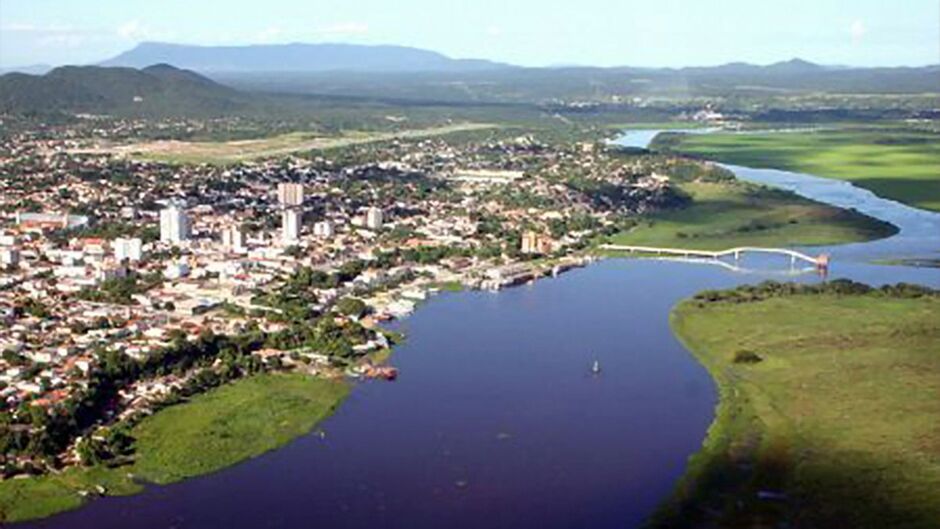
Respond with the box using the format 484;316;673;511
659;287;940;528
0;373;348;523
654;127;940;212
78;122;497;164
607;180;896;250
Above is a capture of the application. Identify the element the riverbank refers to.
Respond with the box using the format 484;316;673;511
0;373;348;523
606;177;896;251
652;126;940;212
658;281;940;528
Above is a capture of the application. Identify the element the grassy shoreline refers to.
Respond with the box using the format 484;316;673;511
654;127;940;212
608;178;896;250
0;373;348;523
655;283;940;528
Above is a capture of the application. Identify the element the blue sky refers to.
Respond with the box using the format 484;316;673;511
1;0;937;68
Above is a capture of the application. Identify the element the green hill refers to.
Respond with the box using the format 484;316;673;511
0;64;249;118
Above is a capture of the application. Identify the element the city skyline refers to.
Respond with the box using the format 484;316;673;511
1;0;938;68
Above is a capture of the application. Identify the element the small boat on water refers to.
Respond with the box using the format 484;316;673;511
591;360;601;375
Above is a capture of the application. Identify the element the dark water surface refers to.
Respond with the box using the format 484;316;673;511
22;131;940;529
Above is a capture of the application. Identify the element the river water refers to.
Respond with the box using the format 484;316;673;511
23;131;940;529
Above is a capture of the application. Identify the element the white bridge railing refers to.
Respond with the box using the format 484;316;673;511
599;244;828;267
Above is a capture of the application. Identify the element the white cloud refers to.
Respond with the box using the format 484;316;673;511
116;20;173;41
0;23;96;49
38;34;87;48
849;19;867;43
255;27;283;43
1;23;38;32
117;20;145;40
316;22;370;36
485;25;503;37
1;22;76;34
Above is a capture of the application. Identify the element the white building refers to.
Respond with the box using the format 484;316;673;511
282;209;302;243
15;212;89;230
112;238;143;262
277;183;305;207
313;220;334;238
164;260;191;280
366;207;384;230
221;226;246;252
159;205;191;244
0;248;19;268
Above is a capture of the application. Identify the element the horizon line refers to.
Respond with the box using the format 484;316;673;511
1;39;938;71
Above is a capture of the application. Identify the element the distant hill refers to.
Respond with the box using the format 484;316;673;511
93;43;939;100
217;61;940;106
0;64;53;76
2;46;936;121
101;42;512;73
677;58;827;76
0;64;248;117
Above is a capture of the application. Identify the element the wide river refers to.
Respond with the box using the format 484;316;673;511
24;131;940;529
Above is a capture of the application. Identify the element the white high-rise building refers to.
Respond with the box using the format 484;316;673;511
222;226;245;252
365;207;383;230
0;248;19;268
282;209;302;243
277;183;305;207
313;220;334;238
159;205;191;244
113;238;143;262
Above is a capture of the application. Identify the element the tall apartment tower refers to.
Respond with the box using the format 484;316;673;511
282;209;302;243
221;226;245;252
277;183;305;207
0;248;19;268
365;207;384;230
521;231;539;254
113;238;143;262
159;205;191;244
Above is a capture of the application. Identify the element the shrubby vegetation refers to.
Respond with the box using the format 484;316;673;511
692;279;938;306
74;272;163;305
732;350;763;364
335;297;368;318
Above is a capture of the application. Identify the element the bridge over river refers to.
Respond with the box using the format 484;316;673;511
599;244;830;269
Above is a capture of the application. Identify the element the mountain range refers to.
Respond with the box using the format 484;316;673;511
96;44;938;101
0;43;937;118
100;42;511;73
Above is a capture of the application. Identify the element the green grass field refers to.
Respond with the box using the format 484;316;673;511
607;180;896;251
656;127;940;212
0;373;348;522
659;291;940;528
